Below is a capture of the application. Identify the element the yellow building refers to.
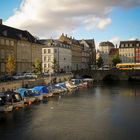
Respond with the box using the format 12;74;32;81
0;20;43;75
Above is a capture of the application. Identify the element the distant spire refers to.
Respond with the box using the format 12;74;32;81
0;19;2;25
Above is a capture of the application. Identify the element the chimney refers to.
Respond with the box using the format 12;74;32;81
0;19;2;25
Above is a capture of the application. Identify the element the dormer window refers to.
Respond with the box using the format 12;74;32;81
3;30;7;36
18;34;22;38
35;39;37;43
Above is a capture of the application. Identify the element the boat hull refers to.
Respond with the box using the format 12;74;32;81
0;105;13;112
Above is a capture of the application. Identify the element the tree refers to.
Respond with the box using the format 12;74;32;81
96;56;104;68
6;55;16;76
51;58;59;73
32;59;42;74
112;55;122;66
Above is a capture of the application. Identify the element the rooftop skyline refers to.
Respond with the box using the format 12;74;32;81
0;0;140;47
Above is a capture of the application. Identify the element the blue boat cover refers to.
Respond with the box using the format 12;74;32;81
55;83;67;88
16;88;28;97
32;86;49;94
71;79;82;85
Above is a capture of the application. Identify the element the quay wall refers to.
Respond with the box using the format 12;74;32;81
0;74;73;92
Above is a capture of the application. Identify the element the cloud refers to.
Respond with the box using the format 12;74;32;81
4;0;140;38
109;36;121;47
84;17;112;30
129;37;139;40
97;18;112;30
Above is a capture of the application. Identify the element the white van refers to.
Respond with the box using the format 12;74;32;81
98;65;109;70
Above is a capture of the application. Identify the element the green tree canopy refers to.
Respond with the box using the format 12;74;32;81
51;58;59;73
112;55;122;66
6;55;16;76
32;59;42;74
96;56;104;68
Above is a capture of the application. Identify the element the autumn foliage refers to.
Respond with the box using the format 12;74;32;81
6;55;16;76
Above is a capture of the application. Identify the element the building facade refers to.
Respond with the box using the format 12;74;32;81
119;40;140;63
109;48;119;67
0;21;43;74
80;39;96;69
99;41;115;66
41;39;72;73
59;34;82;71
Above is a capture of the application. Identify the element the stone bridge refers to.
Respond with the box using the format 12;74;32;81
74;69;140;81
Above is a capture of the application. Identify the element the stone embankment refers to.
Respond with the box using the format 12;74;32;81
0;74;73;92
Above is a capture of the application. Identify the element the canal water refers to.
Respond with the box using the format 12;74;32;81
0;81;140;140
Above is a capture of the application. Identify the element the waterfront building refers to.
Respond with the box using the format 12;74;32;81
59;34;82;71
41;39;72;73
80;39;96;69
0;20;43;74
99;41;115;66
119;40;140;63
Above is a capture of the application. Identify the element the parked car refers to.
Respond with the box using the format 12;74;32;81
13;73;25;80
98;65;110;70
24;73;38;79
43;72;50;76
0;75;14;82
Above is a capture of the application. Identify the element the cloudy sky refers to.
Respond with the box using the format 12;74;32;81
1;0;140;47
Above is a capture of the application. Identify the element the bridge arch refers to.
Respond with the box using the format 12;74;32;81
81;75;92;78
103;74;120;81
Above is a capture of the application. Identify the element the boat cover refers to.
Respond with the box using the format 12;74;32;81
16;88;28;97
32;86;49;94
55;83;67;88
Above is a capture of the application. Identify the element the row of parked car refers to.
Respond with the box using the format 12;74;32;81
0;72;73;82
0;73;38;82
13;73;38;80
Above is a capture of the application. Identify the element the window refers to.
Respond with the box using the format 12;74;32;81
48;49;51;53
0;39;4;45
55;49;57;53
48;63;50;68
44;56;46;61
125;44;128;47
10;40;14;46
48;56;51;61
1;49;5;59
44;64;46;68
1;63;5;72
44;49;46;54
6;40;9;46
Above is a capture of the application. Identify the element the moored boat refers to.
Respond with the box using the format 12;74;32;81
65;81;78;91
83;78;94;87
32;86;53;98
16;88;36;104
0;94;13;112
4;91;24;108
71;79;88;88
27;89;43;101
55;83;68;92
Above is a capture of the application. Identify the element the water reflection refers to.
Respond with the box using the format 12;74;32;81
0;81;140;140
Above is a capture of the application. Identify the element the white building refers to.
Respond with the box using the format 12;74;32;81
41;39;72;73
99;41;115;66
